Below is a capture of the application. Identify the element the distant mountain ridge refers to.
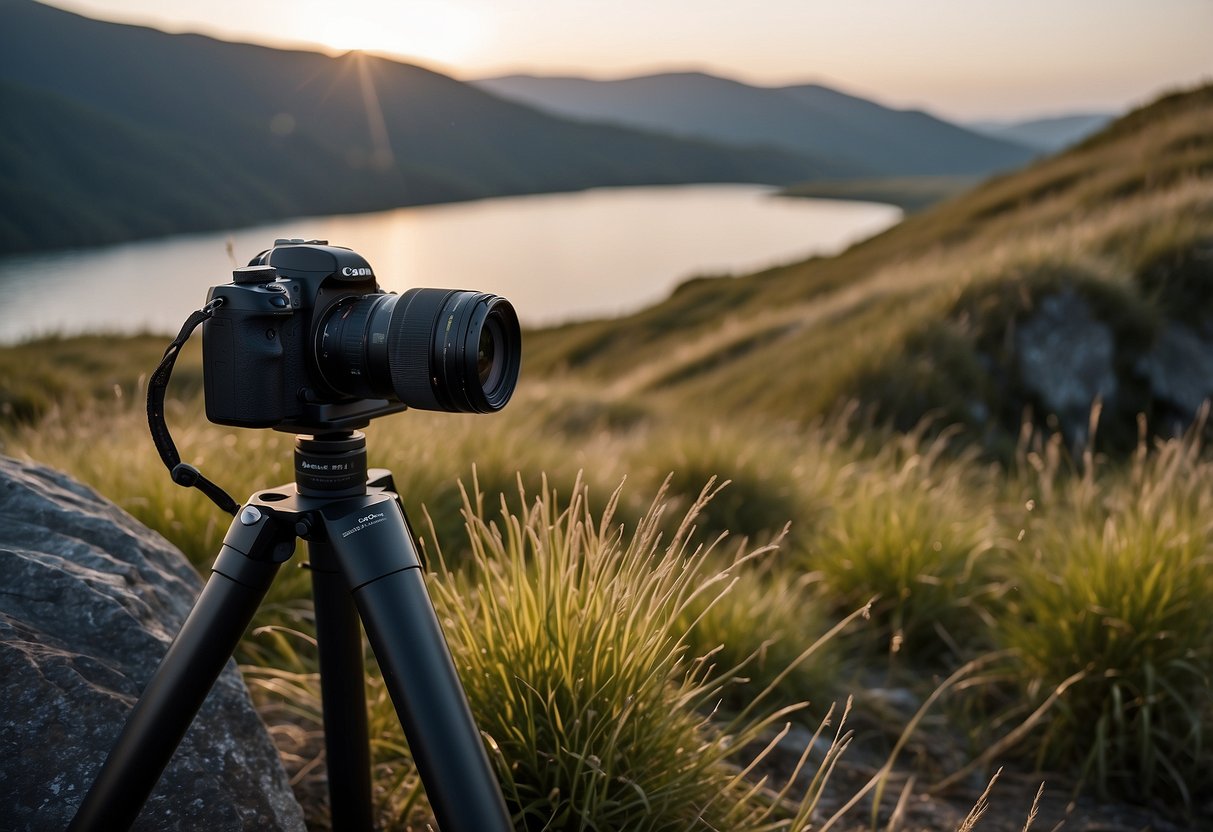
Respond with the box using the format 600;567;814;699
0;0;834;254
966;113;1118;152
474;72;1038;177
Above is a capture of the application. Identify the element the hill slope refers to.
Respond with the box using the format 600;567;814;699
474;72;1037;177
0;0;829;254
528;85;1213;453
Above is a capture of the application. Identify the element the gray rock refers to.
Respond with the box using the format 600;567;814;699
1015;289;1117;445
1141;322;1213;418
0;455;305;831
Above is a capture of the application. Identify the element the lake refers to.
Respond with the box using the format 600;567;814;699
0;184;900;342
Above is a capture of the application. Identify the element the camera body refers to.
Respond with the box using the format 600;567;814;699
203;240;406;432
203;239;521;432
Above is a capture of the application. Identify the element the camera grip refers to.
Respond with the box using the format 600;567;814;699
203;315;287;427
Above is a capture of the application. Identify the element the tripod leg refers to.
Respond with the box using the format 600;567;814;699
69;508;293;832
308;541;374;831
319;495;512;832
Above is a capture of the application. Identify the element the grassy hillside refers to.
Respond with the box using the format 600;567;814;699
529;84;1213;453
0;0;828;254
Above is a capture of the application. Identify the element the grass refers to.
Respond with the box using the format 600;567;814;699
798;429;1003;661
233;469;858;830
6;371;1210;825
427;475;850;830
0;332;196;426
996;431;1213;806
780;176;980;213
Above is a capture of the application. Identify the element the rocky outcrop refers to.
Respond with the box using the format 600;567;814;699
1015;288;1119;446
1009;290;1213;447
0;456;305;831
1140;321;1213;430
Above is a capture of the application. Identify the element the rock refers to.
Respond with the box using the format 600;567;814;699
0;455;305;831
1141;322;1213;421
1015;289;1117;446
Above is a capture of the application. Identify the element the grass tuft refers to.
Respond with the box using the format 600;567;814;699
425;474;850;830
998;429;1213;805
799;430;1003;661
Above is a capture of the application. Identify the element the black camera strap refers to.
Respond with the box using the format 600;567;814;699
147;299;240;516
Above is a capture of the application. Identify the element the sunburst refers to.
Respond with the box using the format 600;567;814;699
293;0;486;68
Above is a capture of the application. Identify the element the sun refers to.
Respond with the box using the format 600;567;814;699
293;0;487;68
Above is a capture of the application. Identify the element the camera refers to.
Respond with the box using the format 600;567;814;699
202;239;521;431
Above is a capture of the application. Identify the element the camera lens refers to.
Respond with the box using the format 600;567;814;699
314;288;520;413
478;325;496;386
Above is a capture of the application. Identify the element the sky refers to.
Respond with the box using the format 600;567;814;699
38;0;1213;121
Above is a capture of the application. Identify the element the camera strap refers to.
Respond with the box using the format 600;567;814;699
147;299;240;516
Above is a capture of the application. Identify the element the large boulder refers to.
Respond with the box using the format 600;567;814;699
1140;321;1213;431
0;455;305;831
1014;288;1119;447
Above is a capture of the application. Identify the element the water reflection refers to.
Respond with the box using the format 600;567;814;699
0;184;900;342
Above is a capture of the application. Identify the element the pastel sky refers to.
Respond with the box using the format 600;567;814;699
40;0;1213;120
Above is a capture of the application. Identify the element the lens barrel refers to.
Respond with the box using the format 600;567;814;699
315;289;520;413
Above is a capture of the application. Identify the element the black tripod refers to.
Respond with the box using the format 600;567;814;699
69;431;512;831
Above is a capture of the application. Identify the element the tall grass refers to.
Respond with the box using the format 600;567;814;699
997;429;1213;806
798;429;1004;661
677;561;846;715
240;474;855;829
4;343;1213;822
429;474;854;830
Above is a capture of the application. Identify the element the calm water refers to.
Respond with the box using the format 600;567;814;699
0;185;899;342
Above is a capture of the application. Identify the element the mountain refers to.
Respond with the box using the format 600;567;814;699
0;0;832;255
967;113;1117;152
473;72;1038;177
528;84;1213;453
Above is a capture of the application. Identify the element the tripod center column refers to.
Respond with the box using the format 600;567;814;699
295;431;368;497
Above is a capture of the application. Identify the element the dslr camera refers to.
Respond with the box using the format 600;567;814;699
203;239;521;431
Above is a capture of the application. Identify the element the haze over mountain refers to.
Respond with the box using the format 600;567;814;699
474;72;1038;178
967;113;1117;152
0;0;838;254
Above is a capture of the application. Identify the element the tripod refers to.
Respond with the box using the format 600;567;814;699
69;431;512;831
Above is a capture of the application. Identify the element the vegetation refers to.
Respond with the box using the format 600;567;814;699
5;368;1211;826
3;84;1213;828
780;176;980;213
998;434;1213;805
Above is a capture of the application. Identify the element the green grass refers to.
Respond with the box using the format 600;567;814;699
7;373;1211;824
996;434;1213;806
0;333;197;426
234;471;856;830
427;476;851;830
798;430;1003;661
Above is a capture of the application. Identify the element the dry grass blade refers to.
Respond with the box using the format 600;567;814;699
930;667;1089;795
957;768;1001;832
820;652;1012;831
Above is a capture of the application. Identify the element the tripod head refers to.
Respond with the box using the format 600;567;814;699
294;432;369;498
